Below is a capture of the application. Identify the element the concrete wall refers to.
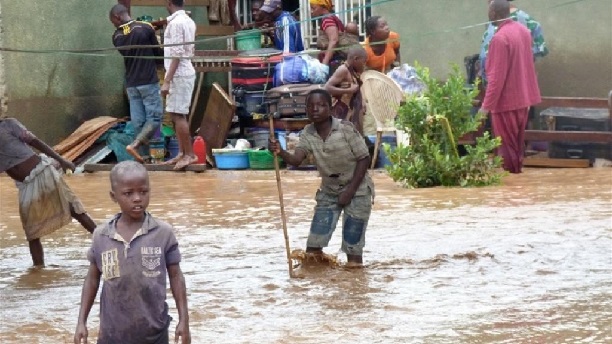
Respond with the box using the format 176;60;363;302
0;3;7;115
0;1;228;145
1;0;126;145
374;0;612;98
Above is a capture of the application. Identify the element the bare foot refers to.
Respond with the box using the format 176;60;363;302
173;155;198;170
160;153;183;165
126;145;145;164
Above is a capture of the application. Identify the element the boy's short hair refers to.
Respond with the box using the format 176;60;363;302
110;4;128;16
347;46;366;59
306;89;333;107
170;0;184;7
110;161;148;190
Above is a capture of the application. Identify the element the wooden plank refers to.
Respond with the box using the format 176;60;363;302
196;25;235;37
130;0;210;6
84;163;206;173
537;97;609;110
524;157;590;168
198;82;236;167
524;130;612;143
54;117;123;154
63;125;114;162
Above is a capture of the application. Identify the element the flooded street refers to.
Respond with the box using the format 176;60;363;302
0;168;610;343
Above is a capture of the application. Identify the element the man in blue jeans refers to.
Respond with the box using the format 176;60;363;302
110;4;164;163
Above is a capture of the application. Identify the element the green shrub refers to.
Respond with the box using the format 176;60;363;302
385;64;504;188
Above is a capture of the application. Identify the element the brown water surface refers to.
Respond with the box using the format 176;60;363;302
0;168;610;343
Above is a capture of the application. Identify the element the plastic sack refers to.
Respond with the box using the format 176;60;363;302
274;56;309;87
387;64;426;95
301;54;329;84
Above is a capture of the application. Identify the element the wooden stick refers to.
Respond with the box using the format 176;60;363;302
269;116;294;278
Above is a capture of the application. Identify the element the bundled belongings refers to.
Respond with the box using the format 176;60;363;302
232;55;283;118
273;55;309;86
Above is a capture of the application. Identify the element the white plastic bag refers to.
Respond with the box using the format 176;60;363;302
387;64;426;95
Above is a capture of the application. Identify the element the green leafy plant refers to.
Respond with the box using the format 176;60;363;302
385;64;504;188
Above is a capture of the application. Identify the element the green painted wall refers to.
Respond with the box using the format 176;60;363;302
1;1;229;145
374;0;612;98
1;0;126;145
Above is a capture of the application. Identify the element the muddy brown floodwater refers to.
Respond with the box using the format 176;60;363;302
0;168;610;343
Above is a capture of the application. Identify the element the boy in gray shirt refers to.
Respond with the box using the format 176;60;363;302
269;89;374;267
74;161;190;344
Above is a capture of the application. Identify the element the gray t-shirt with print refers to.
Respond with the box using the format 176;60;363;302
88;213;181;344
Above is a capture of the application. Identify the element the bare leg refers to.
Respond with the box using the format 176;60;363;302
28;239;44;266
126;140;145;163
172;113;196;170
70;205;96;233
173;114;194;156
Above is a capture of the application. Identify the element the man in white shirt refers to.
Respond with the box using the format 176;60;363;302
161;0;197;170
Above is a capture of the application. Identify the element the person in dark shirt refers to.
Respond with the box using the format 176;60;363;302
110;4;164;163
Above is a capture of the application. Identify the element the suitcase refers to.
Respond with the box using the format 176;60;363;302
231;56;282;92
266;84;325;117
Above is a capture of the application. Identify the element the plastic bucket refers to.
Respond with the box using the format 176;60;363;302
150;139;165;163
368;135;397;168
236;30;262;51
247;129;286;149
166;137;180;161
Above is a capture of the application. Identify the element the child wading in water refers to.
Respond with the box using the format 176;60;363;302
0;115;96;266
269;89;374;267
74;161;190;344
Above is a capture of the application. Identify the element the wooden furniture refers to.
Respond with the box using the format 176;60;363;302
189;50;239;133
526;97;612;143
458;96;611;167
198;82;236;166
524;96;611;167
